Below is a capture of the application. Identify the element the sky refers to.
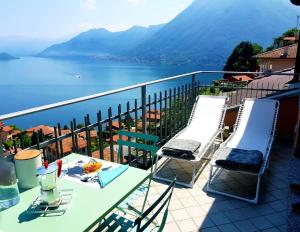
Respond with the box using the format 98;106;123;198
0;0;194;40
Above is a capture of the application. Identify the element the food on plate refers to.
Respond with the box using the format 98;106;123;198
82;161;102;173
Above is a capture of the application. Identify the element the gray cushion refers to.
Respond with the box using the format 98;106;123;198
162;139;201;160
215;147;263;173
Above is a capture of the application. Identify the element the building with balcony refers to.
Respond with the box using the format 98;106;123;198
255;43;297;72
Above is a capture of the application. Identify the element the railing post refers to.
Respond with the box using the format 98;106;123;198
191;74;196;100
141;85;147;168
141;85;147;134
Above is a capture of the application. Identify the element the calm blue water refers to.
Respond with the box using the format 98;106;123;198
0;57;220;129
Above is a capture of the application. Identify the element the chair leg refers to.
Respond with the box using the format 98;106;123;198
141;178;152;213
206;165;261;204
153;153;160;176
191;162;196;186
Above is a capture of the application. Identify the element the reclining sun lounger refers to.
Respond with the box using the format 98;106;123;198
153;95;228;187
206;98;279;203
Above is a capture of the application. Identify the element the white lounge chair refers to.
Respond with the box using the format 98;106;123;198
206;98;279;204
153;95;228;187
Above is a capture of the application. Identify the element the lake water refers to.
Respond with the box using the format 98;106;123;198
0;57;220;129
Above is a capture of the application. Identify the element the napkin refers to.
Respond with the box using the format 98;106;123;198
98;165;129;188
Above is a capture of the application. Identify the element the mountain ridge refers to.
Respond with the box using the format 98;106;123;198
39;24;165;58
39;0;300;67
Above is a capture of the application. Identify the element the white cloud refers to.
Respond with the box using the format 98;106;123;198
81;0;97;10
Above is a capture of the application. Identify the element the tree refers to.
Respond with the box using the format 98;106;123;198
223;41;262;77
31;131;46;145
266;28;299;51
76;124;84;129
17;132;32;148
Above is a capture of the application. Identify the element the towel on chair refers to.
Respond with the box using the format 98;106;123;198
215;147;263;173
162;139;201;160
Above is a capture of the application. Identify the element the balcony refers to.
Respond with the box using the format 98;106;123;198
0;70;299;231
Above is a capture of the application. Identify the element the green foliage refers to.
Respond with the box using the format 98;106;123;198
3;140;13;149
9;125;21;131
21;134;32;148
199;86;220;96
123;114;134;129
76;124;84;129
63;125;69;130
223;41;263;77
266;28;299;51
17;132;32;148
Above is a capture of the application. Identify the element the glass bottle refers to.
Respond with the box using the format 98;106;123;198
0;154;20;211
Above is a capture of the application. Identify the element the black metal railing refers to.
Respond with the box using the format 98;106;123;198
0;70;294;169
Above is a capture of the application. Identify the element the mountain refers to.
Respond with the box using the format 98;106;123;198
131;0;300;66
39;25;165;58
0;52;19;61
0;36;66;56
40;0;300;67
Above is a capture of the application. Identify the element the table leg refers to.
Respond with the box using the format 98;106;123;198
141;177;152;213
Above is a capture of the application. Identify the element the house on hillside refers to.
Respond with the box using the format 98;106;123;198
26;125;54;138
0;125;21;142
106;121;123;131
47;136;87;157
225;75;254;83
254;43;297;72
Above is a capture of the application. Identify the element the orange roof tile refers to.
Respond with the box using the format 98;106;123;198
48;137;87;154
230;75;253;82
146;113;161;120
105;134;128;143
2;126;13;132
283;36;296;41
12;130;21;136
79;130;98;139
92;147;118;162
27;125;54;136
254;43;297;59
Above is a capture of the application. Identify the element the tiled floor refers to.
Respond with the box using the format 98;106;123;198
99;143;291;232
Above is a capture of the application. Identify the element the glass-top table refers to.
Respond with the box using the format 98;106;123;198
0;153;151;232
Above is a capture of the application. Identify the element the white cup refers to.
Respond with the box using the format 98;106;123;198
14;150;42;189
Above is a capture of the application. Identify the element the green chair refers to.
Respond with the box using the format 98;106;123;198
117;131;159;216
97;178;176;232
117;130;159;171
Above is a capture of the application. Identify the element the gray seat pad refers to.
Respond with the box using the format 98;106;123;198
162;139;201;160
215;147;263;173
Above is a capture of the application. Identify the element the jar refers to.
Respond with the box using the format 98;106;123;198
0;156;20;211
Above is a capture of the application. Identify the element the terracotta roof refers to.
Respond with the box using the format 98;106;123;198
229;75;253;82
283;36;296;41
228;69;293;106
48;137;87;154
254;43;297;59
106;121;122;129
60;129;71;135
79;130;98;139
92;147;118;162
146;113;161;120
12;130;21;136
137;122;150;130
2;126;13;132
106;134;128;144
27;125;54;136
